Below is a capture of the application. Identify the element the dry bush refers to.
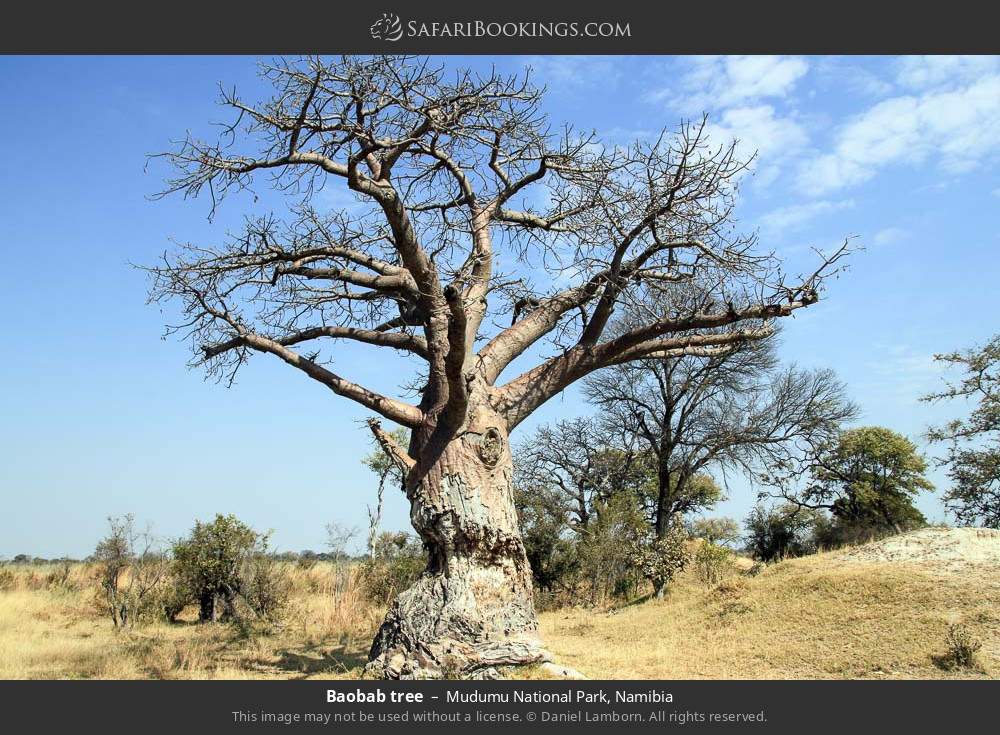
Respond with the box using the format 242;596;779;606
713;577;750;599
933;623;983;671
0;563;95;593
45;562;74;590
93;516;170;629
0;565;15;591
230;552;292;634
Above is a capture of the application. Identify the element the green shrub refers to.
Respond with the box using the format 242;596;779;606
626;524;690;597
693;541;735;586
577;494;649;603
172;514;287;626
155;577;193;623
688;517;742;547
514;483;580;593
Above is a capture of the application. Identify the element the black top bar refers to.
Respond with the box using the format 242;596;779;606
1;1;997;54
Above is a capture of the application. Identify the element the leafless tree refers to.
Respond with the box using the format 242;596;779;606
513;417;643;533
585;297;857;594
92;515;169;630
145;55;850;678
324;521;359;563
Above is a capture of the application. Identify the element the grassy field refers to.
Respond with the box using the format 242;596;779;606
0;551;996;679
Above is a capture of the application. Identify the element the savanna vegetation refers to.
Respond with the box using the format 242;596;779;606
2;536;996;680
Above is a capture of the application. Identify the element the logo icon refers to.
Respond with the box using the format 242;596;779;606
370;13;403;42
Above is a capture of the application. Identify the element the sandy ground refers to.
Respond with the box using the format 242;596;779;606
834;527;1000;567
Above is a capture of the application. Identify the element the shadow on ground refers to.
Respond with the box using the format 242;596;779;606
269;644;367;678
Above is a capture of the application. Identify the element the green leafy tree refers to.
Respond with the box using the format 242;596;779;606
513;481;579;592
576;493;651;603
785;427;931;542
586;314;857;572
924;335;1000;528
172;514;260;622
513;418;650;594
744;503;822;562
687;516;742;547
624;522;690;598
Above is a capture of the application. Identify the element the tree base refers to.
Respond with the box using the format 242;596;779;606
364;636;552;680
363;564;550;680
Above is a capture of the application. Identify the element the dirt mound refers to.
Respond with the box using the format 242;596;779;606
835;527;1000;566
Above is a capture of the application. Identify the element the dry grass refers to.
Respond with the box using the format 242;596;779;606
539;553;1000;679
1;551;997;680
0;562;379;680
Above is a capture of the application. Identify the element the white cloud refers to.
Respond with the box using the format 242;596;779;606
656;56;809;114
799;74;1000;194
872;227;908;247
705;105;808;185
759;199;854;238
815;58;893;98
642;57;811;189
896;55;1000;90
862;344;948;405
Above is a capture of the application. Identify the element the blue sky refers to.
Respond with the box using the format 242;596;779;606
1;55;998;558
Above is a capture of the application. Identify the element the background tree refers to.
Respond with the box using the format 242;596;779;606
92;515;169;629
744;503;823;562
361;427;407;558
687;516;742;547
514;417;646;533
585;308;856;588
575;493;653;603
146;55;849;678
324;521;358;563
924;335;1000;528
774;426;931;544
513;418;661;595
513;478;579;593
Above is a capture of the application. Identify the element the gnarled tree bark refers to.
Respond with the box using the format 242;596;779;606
366;400;547;679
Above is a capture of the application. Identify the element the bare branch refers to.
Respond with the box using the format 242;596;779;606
367;418;416;473
240;333;423;427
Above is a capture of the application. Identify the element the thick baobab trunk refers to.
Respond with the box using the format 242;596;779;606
364;404;550;679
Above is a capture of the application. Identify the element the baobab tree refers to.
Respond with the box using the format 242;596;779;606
146;55;849;678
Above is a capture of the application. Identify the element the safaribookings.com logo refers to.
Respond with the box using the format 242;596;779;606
370;13;404;41
369;14;631;41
